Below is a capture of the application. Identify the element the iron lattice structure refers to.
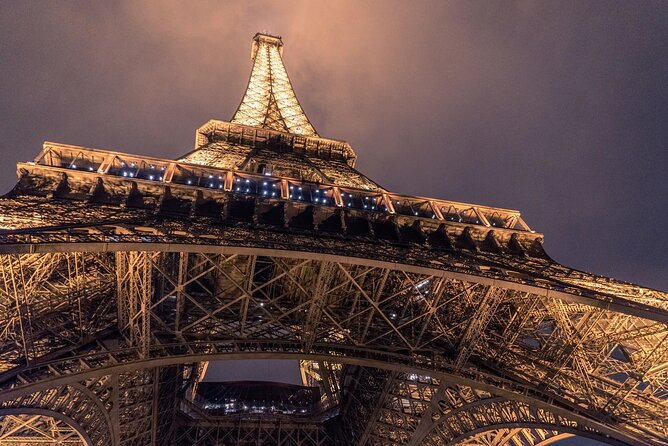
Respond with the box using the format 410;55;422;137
0;32;665;446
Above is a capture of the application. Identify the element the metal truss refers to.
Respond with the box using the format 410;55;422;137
0;413;85;445
0;32;666;446
116;252;155;357
340;367;639;446
175;398;333;446
300;360;342;411
0;250;664;445
230;33;318;136
0;252;116;371
0;364;192;446
174;421;332;446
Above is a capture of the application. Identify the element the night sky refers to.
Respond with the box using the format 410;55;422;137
1;2;666;443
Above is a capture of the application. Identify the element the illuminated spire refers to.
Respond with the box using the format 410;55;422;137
231;33;318;136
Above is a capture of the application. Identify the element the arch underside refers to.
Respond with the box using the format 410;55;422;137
453;429;573;446
0;411;88;446
0;242;665;445
0;360;638;446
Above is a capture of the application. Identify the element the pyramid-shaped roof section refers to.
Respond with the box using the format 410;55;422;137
181;33;363;185
231;33;319;136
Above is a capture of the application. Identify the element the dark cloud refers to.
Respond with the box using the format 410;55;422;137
1;2;666;430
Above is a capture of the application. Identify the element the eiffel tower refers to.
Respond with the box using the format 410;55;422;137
0;32;665;446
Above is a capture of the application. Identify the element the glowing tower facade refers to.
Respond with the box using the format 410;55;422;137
0;33;665;446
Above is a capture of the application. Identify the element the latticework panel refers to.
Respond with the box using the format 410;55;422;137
0;413;86;446
0;247;663;445
231;34;318;136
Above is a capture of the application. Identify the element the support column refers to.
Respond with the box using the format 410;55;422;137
116;252;153;357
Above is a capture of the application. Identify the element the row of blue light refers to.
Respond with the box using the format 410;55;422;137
66;160;507;227
67;159;438;217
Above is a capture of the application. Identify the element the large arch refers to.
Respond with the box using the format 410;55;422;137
0;388;105;446
0;351;651;446
417;397;630;446
0;246;665;445
0;409;89;445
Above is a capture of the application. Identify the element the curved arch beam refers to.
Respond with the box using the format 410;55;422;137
536;433;576;446
70;382;116;446
0;351;650;446
0;407;93;446
419;395;633;446
442;423;626;446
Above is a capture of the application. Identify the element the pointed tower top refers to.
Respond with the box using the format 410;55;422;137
251;33;283;57
231;33;318;136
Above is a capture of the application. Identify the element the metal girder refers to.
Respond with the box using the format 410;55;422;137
173;417;333;446
0;251;665;445
356;372;629;446
116;252;154;357
0;212;663;326
0;252;116;372
0;384;110;445
300;360;342;411
0;413;86;445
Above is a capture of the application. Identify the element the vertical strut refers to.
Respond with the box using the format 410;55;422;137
116;251;153;356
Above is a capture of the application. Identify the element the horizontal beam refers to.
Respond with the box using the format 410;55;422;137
0;242;664;324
